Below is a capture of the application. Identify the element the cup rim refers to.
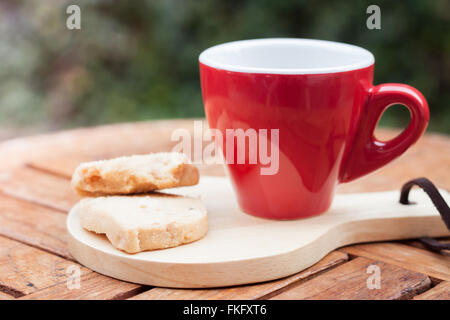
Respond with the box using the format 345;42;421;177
199;38;375;75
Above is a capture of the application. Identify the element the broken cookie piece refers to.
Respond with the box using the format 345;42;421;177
77;193;208;253
71;152;199;196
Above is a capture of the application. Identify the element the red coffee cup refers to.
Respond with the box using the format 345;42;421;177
199;38;429;220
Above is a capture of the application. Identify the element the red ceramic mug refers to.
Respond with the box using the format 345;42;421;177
199;38;429;220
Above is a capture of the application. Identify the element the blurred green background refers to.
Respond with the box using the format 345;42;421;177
1;0;449;139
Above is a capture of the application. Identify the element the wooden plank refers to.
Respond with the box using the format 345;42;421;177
26;123;225;178
129;251;348;300
340;243;450;281
19;272;146;300
1;122;449;189
23;120;191;177
0;119;194;170
0;193;70;259
0;235;144;300
0;236;90;297
270;257;431;300
24;127;450;186
0;167;78;212
413;281;450;300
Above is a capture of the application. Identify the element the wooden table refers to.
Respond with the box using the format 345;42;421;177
0;119;448;300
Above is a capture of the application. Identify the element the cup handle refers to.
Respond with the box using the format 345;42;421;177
339;83;429;183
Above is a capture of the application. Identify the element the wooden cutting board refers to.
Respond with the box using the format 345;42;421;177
67;176;449;288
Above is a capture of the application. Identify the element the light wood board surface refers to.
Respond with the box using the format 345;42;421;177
67;176;449;288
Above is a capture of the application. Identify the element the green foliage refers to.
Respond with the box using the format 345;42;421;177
1;0;449;133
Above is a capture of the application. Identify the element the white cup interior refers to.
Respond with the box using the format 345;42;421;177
199;38;374;74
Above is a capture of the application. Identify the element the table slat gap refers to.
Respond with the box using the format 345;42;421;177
0;233;72;262
413;281;450;300
0;193;71;259
0;189;68;214
0;290;16;300
0;283;26;298
26;163;72;180
0;166;78;212
111;286;152;300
